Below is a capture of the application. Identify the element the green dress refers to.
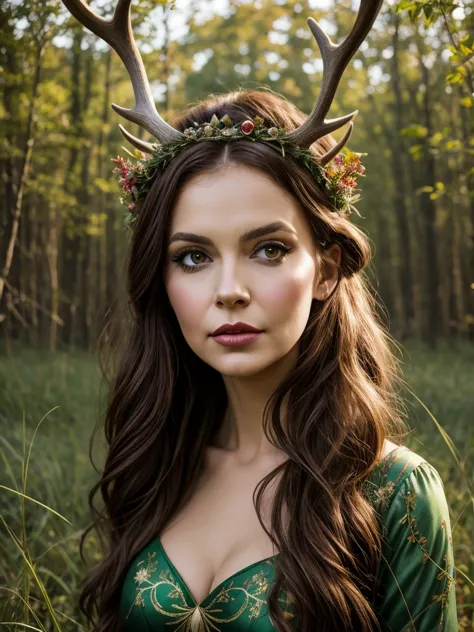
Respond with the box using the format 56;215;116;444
119;446;458;631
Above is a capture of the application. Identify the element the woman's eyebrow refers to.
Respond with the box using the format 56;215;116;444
168;221;296;247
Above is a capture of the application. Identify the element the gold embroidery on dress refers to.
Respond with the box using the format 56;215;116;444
363;451;456;632
372;480;395;512
127;552;295;631
378;466;456;632
362;446;408;519
400;484;456;629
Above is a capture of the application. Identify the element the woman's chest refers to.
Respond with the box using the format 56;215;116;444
159;451;287;605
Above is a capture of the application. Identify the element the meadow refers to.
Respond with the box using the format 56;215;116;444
0;342;473;630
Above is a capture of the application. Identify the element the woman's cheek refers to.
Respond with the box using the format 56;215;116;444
167;281;202;329
260;265;314;318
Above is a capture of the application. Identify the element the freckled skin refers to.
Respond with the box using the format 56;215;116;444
163;164;340;379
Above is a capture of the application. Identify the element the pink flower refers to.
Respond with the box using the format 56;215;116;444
112;155;133;180
346;156;365;175
339;176;357;189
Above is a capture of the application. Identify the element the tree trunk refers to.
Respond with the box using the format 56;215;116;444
1;11;19;243
71;43;94;349
390;10;415;338
0;40;45;316
61;28;84;349
458;86;474;340
46;204;60;352
357;106;399;331
29;195;39;346
417;39;441;348
85;49;112;350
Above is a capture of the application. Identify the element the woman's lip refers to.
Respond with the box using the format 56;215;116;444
211;332;263;346
211;330;262;336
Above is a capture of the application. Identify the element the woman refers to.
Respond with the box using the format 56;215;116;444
62;0;458;630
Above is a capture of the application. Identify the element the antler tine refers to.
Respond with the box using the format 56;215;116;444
285;0;383;153
118;124;156;155
319;121;354;167
61;0;183;144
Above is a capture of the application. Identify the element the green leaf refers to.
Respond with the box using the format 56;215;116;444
409;144;425;160
430;132;444;146
423;5;436;24
416;185;434;195
410;5;423;20
444;139;463;151
397;0;418;11
446;71;465;84
401;124;429;138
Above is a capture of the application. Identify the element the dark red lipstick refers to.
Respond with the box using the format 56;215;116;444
210;322;263;347
211;322;262;336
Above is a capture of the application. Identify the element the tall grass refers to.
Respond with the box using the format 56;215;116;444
0;342;472;630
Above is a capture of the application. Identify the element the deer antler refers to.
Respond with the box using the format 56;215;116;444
118;124;156;155
285;0;383;164
61;0;183;146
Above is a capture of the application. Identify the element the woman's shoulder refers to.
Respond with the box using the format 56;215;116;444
372;440;426;478
364;442;446;519
367;444;458;629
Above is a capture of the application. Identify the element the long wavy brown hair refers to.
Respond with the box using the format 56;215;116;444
78;88;409;632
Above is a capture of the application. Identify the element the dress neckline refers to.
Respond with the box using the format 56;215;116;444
156;537;279;607
155;445;405;606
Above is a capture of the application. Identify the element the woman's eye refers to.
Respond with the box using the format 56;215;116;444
255;243;291;261
171;241;292;273
183;251;208;266
171;249;209;272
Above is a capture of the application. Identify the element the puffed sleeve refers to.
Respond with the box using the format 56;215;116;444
374;462;458;631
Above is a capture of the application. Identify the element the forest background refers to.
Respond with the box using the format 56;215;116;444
0;0;473;629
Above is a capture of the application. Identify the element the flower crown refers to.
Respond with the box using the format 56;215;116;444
61;0;380;234
112;114;366;231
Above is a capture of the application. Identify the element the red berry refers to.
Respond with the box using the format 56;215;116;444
241;120;255;135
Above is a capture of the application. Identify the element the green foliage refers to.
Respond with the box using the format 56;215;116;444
397;0;458;26
409;143;425;160
447;66;469;85
401;124;429;139
416;180;446;199
397;0;473;101
0;348;105;629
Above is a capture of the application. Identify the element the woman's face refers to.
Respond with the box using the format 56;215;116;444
163;164;340;377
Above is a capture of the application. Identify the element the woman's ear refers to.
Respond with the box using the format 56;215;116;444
313;243;341;301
